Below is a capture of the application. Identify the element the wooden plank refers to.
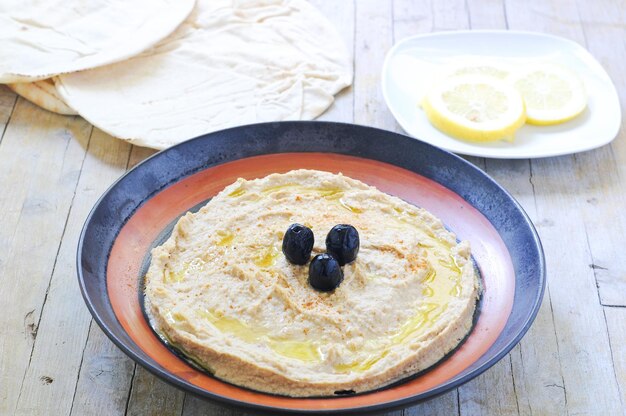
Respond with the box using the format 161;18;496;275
527;156;621;414
309;0;355;124
508;301;568;416
485;159;567;416
459;358;518;415
0;98;91;415
70;143;156;415
0;85;17;142
605;307;626;411
572;149;626;306
69;324;135;416
392;0;432;40
504;1;623;413
574;0;626;177
181;395;233;416
404;391;458;416
14;128;132;415
126;367;185;416
467;0;507;29
128;144;158;168
353;0;396;129
572;0;626;306
431;0;469;31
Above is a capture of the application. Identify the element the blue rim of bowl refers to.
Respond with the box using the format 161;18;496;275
77;121;546;414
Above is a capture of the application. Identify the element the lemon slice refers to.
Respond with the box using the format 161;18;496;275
422;75;526;143
507;64;587;125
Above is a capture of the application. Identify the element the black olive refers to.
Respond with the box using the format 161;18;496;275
325;224;360;266
309;253;343;292
282;223;314;265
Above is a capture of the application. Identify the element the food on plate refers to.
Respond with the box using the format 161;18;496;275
55;0;353;149
0;0;195;83
7;80;76;115
422;75;526;143
144;169;480;396
507;64;587;125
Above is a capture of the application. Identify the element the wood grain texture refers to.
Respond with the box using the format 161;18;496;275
126;367;185;416
605;307;626;413
0;85;16;142
1;1;625;415
128;144;158;168
505;0;623;413
71;143;157;416
14;128;131;415
404;391;459;416
467;0;507;29
573;0;626;307
353;0;396;129
70;324;135;416
459;358;519;416
392;0;433;39
0;98;91;415
530;156;621;414
486;159;567;416
572;149;626;307
432;0;469;31
181;395;234;416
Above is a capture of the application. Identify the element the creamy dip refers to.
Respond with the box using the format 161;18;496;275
144;169;479;396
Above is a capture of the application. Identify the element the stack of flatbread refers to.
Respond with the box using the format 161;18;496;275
1;0;352;149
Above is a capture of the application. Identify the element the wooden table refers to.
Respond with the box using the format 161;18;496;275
1;0;624;414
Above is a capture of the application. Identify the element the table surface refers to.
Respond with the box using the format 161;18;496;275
1;0;625;415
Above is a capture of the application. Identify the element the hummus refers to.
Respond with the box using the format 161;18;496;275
144;169;480;396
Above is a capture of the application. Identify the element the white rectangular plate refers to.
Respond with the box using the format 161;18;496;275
382;30;621;159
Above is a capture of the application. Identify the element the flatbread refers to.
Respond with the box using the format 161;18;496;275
8;80;77;115
55;0;353;149
0;0;196;83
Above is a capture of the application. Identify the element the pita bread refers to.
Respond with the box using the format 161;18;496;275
0;0;196;83
8;80;77;115
55;0;353;149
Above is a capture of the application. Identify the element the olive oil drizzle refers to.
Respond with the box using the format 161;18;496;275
162;258;206;283
254;245;280;268
227;186;246;197
216;230;234;246
194;309;322;362
334;350;390;372
231;184;365;214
